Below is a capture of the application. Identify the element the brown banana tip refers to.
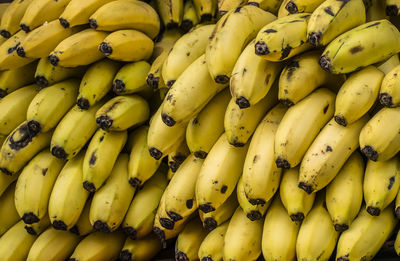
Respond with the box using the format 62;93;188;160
167;211;183;222
334;115;347;126
200;14;213;23
69;226;80;235
166;21;179;29
254;41;269;55
24;225;38;235
231;141;245;147
334;223;349;232
93;220;111;233
89;19;98;29
379;93;393;107
0;168;12;176
153;227;167;249
51;146;68;159
16;47;25;57
194;151;208;159
159;217;175;230
59;18;70;28
128;177;142;188
361;146;378;161
27;120;41;135
290;212;305;222
48;55;59;66
161;113;176;127
146;74;159;89
396;207;400;219
168;161;180;173
337;257;350;261
318;55;332;72
123;226;137;240
149;147;163;160
202;257;214;261
0;30;11;38
77;98;90;110
236;96;250;109
96;115;113;130
176;251;190;261
214;75;229;84
83;181;96;193
366;206;381;216
386;5;399;16
279;99;295;107
285;1;299;13
99;42;112;56
203;218;218;231
247;211;262;221
20;24;30;33
52;220;68;230
275;157;291;169
298;182;314;194
35;76;49;87
308;32;322;47
113;79;126;94
247;2;260;7
248;198;266;205
167;80;175;88
180;20;194;33
22;212;40;224
198;203;215;213
0;89;7;98
120;250;132;261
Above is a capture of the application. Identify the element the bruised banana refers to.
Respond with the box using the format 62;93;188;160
380;64;400;107
0;0;34;38
0;30;35;71
0;61;37;97
201;192;238;231
113;61;151;95
175;218;208;261
198;222;229;261
120;233;162;261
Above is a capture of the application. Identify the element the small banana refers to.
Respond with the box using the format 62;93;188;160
0;0;34;38
168;139;190;172
181;0;199;32
0;170;19;198
284;0;325;13
147;49;169;90
175;218;208;261
69;198;94;236
156;0;184;28
201;192;238;231
218;0;248;17
0;183;20;236
120;233;162;261
192;0;217;22
0;61;37;97
113;61;152;95
379;64;400;107
198;222;229;261
247;0;283;14
0;30;35;71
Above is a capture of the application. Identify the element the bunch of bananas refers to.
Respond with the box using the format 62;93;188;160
2;0;400;260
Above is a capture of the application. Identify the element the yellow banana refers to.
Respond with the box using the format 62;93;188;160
0;183;20;236
0;170;18;197
0;0;34;38
175;218;208;261
69;198;94;236
367;0;387;21
380;64;400;107
147;49;169;90
0;3;11;21
113;61;152;95
248;0;283;14
396;229;400;256
202;192;238;231
193;0;217;22
156;0;184;28
218;0;248;17
285;0;325;13
181;0;199;32
0;30;35;71
198;221;229;261
0;60;37;97
23;214;50;235
152;28;182;60
167;139;190;173
277;0;291;17
120;233;162;261
377;54;400;74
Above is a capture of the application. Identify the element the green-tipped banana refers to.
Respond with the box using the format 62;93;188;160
0;183;20;236
198;221;229;261
0;0;34;38
201;192;238;231
0;61;37;97
113;61;152;95
120;233;162;261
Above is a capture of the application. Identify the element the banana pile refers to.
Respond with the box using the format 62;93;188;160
2;0;400;260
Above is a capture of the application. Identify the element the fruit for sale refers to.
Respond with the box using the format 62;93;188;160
0;0;34;38
0;183;20;236
198;222;229;261
0;61;37;97
201;192;238;230
120;233;162;261
175;218;208;261
113;61;151;95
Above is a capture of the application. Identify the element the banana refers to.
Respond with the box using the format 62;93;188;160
0;84;40;136
167;139;190;172
277;0;291;17
254;13;312;62
379;64;400;107
156;0;184;28
120;233;162;261
14;150;64;224
262;195;300;261
201;192;238;231
278;51;342;106
0;121;52;176
0;30;36;71
147;49;169;90
162;24;215;87
0;170;19;197
275;88;335;169
336;206;398;261
175;218;208;261
113;61;152;95
186;88;231;159
335;66;384;126
95;95;150;131
0;3;11;20
296;193;339;261
218;0;248;17
69;230;126;261
48;29;108;67
17;20;83;59
360;107;400;161
99;29;154;62
89;154;136;233
242;104;286;206
162;55;227;128
320;20;400;74
326;152;364;232
280;167;315;222
0;183;20;236
123;169;168;239
299;116;369;194
396;229;400;256
0;0;34;38
230;39;283;108
69;198;94;236
196;133;249;214
206;5;276;84
192;0;217;21
0;60;37;97
34;57;85;88
0;220;37;261
364;157;400;216
128;126;162;188
164;155;204;222
152;28;182;60
225;83;278;147
248;0;283;14
50;102;105;160
198;221;229;261
59;0;115;28
23;213;50;235
27;79;79;133
26;227;81;261
181;0;199;32
148;106;188;160
367;0;387;21
377;54;400;74
82;130;127;192
223;207;264;261
48;152;89;230
284;0;325;13
89;0;160;39
387;0;400;16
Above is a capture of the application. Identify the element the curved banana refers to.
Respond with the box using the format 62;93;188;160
380;64;400;107
299;116;369;194
275;88;335;169
377;54;400;75
218;0;248;17
198;221;229;261
0;183;20;236
156;0;184;28
167;139;190;172
367;0;387;21
152;28;182;60
0;0;34;38
0;61;37;97
247;0;282;14
202;192;238;231
277;0;291;17
147;49;169;90
175;218;208;261
113;61;151;95
120;233;162;261
206;5;276;84
284;0;325;13
192;0;217;21
69;198;94;236
181;0;199;32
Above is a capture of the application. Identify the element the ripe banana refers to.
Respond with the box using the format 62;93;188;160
336;206;398;261
275;88;335;169
366;0;387;21
396;229;400;256
278;0;291;17
254;13;312;61
156;0;184;28
0;84;40;136
326;152;364;232
230;39;283;108
23;213;50;235
0;0;34;38
284;0;325;13
225;83;278;146
0;60;37;97
364;157;400;216
248;0;282;14
242;104;286;206
0;121;52;176
377;54;400;75
192;0;217;22
0;170;19;197
27;228;80;261
186;88;231;159
167;139;190;172
198;221;229;261
89;0;160;39
278;51;341;106
335;66;384;126
89;154;136;233
152;28;182;60
181;0;199;32
218;0;248;17
27;79;79;133
175;218;208;261
380;64;400;107
196;133;249;213
206;5;276;84
95;95;150;131
82;129;127;192
120;233;162;261
320;20;400;74
0;183;20;236
113;61;151;95
299;116;369;194
69;198;94;236
147;49;169;89
201;192;238;231
162;24;214;87
34;57;85;88
48;152;89;230
280;167;315;222
223;207;264;261
123;169;168;239
262;195;300;261
307;0;366;47
360;107;400;161
50;102;105;160
128;126;162;187
69;231;126;261
48;29;108;67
